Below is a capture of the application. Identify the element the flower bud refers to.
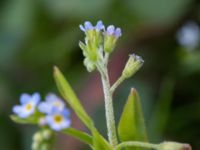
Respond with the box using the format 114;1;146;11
33;132;43;142
104;25;121;53
42;129;53;140
32;132;43;150
32;129;55;150
122;54;144;79
83;58;96;72
38;117;47;126
32;142;40;150
158;142;192;150
40;143;51;150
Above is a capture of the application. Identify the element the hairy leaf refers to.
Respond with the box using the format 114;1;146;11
118;88;148;150
53;66;94;130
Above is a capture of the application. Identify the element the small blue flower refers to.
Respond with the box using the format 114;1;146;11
104;25;122;53
13;93;40;118
95;20;105;31
176;21;200;50
79;20;104;32
105;25;122;38
45;108;71;131
38;93;65;114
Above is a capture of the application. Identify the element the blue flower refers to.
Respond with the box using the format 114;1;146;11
13;93;40;118
176;21;200;50
45;108;71;131
105;25;122;38
38;93;65;114
104;25;122;53
79;20;104;32
95;21;105;31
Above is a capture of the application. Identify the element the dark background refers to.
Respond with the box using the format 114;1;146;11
0;0;200;149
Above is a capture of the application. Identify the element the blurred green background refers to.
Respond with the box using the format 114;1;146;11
0;0;200;149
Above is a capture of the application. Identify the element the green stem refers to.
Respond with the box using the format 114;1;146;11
116;141;159;150
98;63;118;148
110;75;125;94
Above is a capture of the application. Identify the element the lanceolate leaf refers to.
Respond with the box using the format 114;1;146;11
10;115;38;124
118;88;148;150
92;128;113;150
53;66;94;130
62;127;93;146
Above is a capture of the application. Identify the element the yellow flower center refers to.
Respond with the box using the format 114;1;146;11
26;103;33;111
54;115;63;123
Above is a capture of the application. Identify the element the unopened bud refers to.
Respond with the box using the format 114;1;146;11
38;117;47;126
158;142;192;150
40;143;51;150
122;54;144;79
42;129;53;140
83;58;96;72
33;132;43;142
32;142;40;150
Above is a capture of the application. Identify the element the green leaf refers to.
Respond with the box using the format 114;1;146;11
53;66;94;130
118;88;148;150
62;127;93;146
10;115;38;124
92;128;113;150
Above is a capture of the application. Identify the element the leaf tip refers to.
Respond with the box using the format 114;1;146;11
130;87;137;95
53;66;61;77
53;66;59;72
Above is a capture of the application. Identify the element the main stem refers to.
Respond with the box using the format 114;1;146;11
116;141;159;150
100;67;118;148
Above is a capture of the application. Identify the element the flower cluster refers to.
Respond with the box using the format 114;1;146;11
32;129;54;150
79;20;122;72
11;20;191;150
13;93;71;131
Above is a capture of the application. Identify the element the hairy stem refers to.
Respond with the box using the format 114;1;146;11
110;75;125;94
116;141;159;150
99;65;118;148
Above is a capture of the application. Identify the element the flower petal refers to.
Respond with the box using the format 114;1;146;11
114;28;122;38
96;20;104;31
84;21;93;30
31;92;41;104
20;93;31;104
13;105;22;114
38;102;51;113
106;25;115;35
79;24;85;31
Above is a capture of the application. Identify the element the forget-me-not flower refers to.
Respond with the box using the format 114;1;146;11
105;25;122;38
45;108;71;131
13;93;40;118
176;21;200;50
38;93;65;114
79;20;104;32
104;25;122;53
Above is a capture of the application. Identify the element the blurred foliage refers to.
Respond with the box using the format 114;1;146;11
0;0;200;150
